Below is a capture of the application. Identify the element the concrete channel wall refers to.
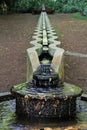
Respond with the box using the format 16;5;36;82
27;12;64;83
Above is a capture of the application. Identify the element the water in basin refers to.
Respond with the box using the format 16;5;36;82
0;99;87;129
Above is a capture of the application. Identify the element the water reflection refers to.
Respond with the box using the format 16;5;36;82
0;100;16;129
76;99;87;123
0;99;87;129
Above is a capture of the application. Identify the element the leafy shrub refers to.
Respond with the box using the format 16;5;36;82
32;0;42;12
45;0;56;11
55;0;87;14
13;0;42;13
55;1;63;12
63;5;78;13
13;0;30;13
83;5;87;16
75;1;86;13
0;0;87;15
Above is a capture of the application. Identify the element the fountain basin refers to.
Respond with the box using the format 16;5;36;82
11;82;82;119
1;99;87;129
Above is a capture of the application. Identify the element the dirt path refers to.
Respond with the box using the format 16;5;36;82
49;14;87;93
0;14;38;92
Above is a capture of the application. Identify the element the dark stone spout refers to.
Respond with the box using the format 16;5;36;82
33;64;59;88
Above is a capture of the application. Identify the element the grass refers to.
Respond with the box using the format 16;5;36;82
72;13;87;21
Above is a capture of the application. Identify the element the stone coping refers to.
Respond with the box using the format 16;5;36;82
11;82;82;100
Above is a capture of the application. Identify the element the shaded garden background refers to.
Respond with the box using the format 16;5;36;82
0;0;87;15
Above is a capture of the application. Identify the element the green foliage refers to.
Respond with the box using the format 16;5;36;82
13;0;30;13
63;0;78;13
13;0;56;13
0;0;87;15
32;0;42;10
0;0;42;13
63;5;77;13
83;5;87;15
45;0;56;11
55;0;87;15
55;1;63;12
13;0;42;13
75;0;87;13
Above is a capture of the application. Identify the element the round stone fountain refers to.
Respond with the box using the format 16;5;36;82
11;64;82;119
11;8;82;120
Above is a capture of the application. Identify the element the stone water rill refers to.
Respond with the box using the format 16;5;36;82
11;11;82;119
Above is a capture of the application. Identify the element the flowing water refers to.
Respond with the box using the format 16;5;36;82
0;99;87;129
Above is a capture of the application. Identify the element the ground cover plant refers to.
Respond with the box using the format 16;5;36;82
73;13;87;21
